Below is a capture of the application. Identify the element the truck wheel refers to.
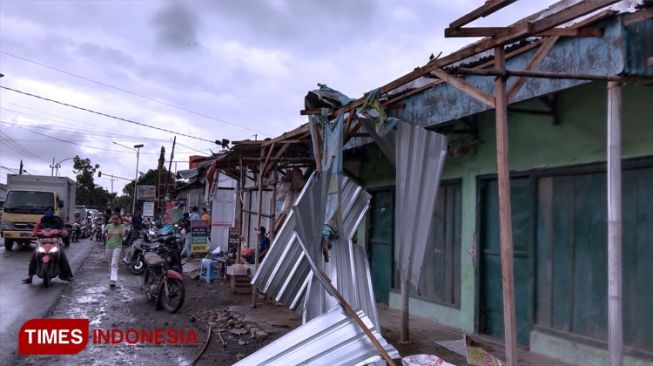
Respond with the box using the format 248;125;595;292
4;239;14;251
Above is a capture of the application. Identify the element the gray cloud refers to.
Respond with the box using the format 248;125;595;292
151;3;202;50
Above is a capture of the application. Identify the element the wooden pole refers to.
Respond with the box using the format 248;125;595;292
252;147;265;308
271;168;278;238
236;156;244;266
494;45;518;366
319;271;397;366
400;278;410;343
607;81;623;366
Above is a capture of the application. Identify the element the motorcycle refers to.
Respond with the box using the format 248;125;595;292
92;219;104;242
123;232;154;275
143;235;185;312
71;222;81;243
34;228;64;287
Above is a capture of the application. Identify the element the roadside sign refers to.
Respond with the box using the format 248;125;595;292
142;201;155;217
191;220;209;254
136;185;156;200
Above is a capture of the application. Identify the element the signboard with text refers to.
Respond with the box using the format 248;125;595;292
228;227;240;252
142;201;155;218
190;220;209;254
136;185;156;200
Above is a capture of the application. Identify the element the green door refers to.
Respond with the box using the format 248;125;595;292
368;189;394;304
479;177;534;346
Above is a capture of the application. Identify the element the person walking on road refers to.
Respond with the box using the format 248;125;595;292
104;214;125;288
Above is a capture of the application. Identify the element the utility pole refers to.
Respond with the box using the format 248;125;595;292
50;157;55;176
133;144;144;214
19;160;23;175
161;137;176;221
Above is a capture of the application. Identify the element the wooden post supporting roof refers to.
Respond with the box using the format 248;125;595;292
494;45;518;366
252;146;266;308
607;81;623;366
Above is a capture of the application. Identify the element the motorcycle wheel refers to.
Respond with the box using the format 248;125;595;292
129;258;146;275
159;278;185;313
143;270;156;303
43;274;50;288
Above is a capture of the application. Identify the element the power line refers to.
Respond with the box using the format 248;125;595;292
0;120;202;156
0;85;219;143
0;104;173;143
0;50;269;137
0;129;43;160
0;106;172;143
1;101;225;152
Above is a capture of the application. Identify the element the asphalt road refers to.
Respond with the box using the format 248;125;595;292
0;237;94;366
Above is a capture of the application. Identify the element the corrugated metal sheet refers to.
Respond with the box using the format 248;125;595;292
395;122;447;287
252;171;379;325
232;308;399;366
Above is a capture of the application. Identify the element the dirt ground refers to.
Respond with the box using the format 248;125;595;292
16;244;299;366
14;242;568;366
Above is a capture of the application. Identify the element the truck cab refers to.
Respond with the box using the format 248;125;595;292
0;190;64;250
1;175;76;251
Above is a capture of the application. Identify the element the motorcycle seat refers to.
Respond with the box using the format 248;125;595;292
144;252;164;266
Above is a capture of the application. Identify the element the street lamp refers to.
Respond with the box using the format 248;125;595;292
111;142;143;214
50;157;75;177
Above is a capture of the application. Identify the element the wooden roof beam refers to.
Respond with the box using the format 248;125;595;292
445;27;601;38
323;0;618;120
430;67;496;108
449;0;517;29
507;36;559;102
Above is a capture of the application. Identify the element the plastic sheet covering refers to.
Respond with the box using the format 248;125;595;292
395;122;447;287
233;307;399;366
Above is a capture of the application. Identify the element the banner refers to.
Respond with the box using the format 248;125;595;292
142;201;155;217
136;185;156;200
190;220;209;254
228;227;240;252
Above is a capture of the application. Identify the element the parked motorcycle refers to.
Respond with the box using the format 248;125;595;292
143;235;185;312
123;232;154;275
34;228;63;287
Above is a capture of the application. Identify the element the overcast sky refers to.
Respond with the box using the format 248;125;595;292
0;0;559;193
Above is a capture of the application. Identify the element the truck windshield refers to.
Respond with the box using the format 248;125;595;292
4;191;54;214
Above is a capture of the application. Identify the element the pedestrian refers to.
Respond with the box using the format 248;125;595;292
200;207;210;222
104;214;125;288
131;209;143;238
180;212;192;258
189;206;200;220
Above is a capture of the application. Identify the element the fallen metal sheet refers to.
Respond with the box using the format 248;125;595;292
252;171;380;329
395;122;447;287
233;308;400;366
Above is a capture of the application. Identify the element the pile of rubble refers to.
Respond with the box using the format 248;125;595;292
189;308;270;346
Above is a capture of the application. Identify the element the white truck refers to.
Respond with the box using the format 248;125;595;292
1;175;76;251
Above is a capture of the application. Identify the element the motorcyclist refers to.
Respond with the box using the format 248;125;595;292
22;206;74;283
73;212;82;239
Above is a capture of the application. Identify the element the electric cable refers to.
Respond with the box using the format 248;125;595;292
0;49;269;136
0;85;218;143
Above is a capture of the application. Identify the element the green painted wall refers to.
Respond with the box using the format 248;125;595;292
531;330;653;366
358;82;653;342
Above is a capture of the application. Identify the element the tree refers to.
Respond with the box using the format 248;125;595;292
122;168;175;210
73;156;112;208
